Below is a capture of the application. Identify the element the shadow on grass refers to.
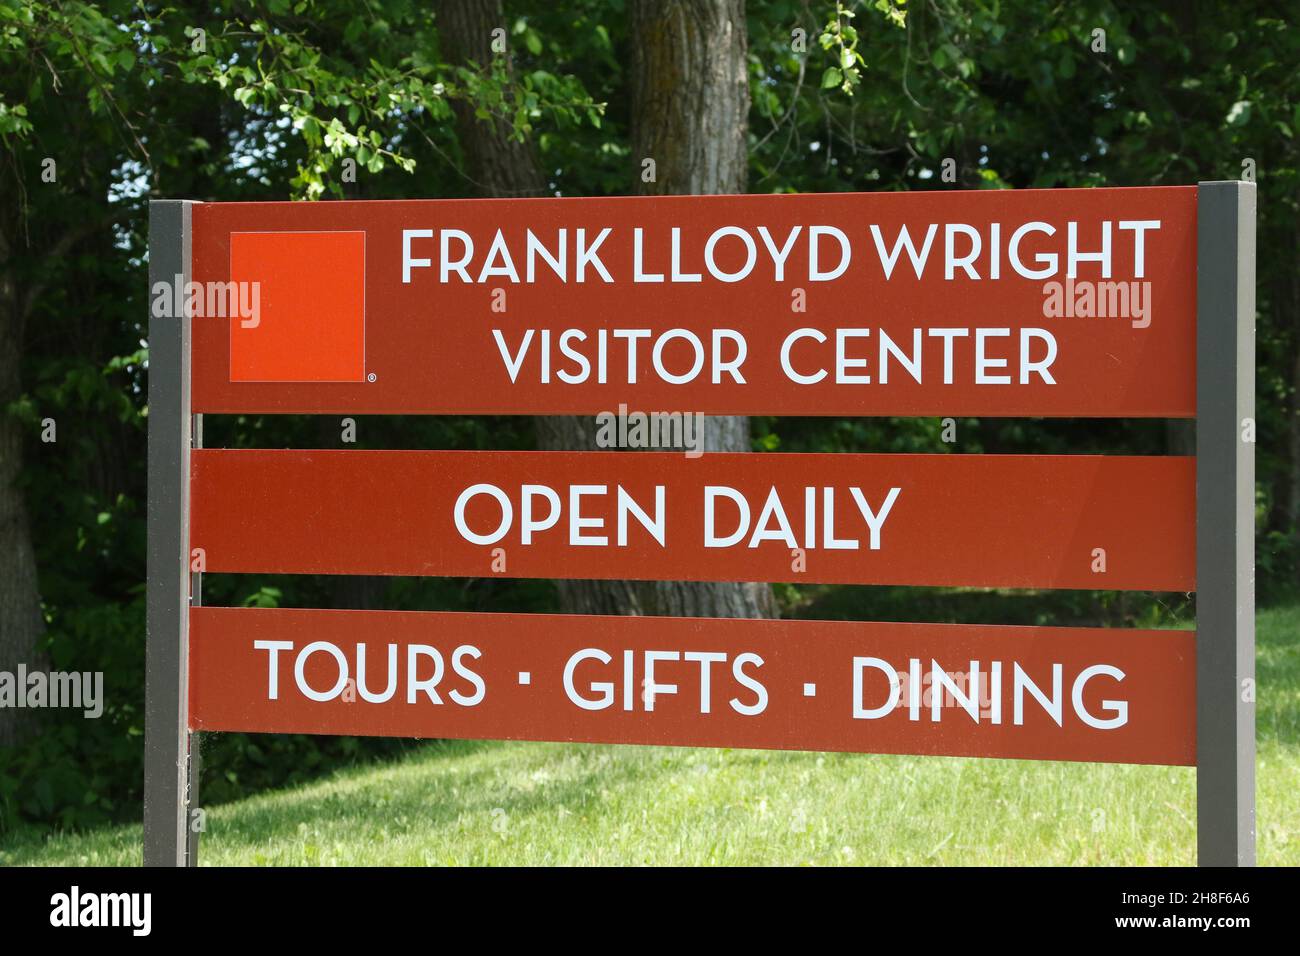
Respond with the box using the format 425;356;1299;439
1258;605;1300;748
206;738;685;851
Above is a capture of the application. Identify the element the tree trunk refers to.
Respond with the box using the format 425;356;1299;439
628;0;750;197
536;415;771;618
1259;223;1299;554
1290;332;1300;541
439;0;773;618
1282;237;1300;548
0;219;47;746
438;0;548;198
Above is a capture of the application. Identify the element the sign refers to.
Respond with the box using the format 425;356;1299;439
189;449;1196;591
189;606;1196;766
145;183;1256;868
189;187;1196;416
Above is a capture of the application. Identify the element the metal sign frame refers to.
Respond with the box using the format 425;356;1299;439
1195;181;1256;866
144;182;1256;867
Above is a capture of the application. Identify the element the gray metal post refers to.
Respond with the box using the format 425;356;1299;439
1195;180;1256;866
144;199;198;866
186;411;203;865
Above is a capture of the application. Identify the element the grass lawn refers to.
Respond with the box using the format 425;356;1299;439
4;605;1298;866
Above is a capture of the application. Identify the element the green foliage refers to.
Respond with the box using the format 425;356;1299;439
817;0;906;95
0;598;145;830
2;0;604;198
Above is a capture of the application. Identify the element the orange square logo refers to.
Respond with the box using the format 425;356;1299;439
229;231;365;382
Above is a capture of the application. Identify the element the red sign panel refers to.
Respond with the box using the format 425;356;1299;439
189;449;1195;591
190;187;1196;416
178;187;1203;768
188;606;1196;766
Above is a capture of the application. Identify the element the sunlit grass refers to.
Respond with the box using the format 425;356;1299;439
5;605;1297;866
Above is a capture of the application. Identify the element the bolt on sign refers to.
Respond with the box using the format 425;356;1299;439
145;184;1256;867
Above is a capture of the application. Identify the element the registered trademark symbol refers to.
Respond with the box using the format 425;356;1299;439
367;372;377;383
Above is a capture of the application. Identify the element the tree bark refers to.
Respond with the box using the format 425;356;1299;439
0;216;48;746
439;0;773;618
628;0;750;197
438;0;548;198
1281;234;1300;546
1258;221;1299;553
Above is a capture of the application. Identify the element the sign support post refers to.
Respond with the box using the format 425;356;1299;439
1195;180;1256;866
144;199;199;866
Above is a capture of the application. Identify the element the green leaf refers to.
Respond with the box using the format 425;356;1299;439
1225;100;1252;127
